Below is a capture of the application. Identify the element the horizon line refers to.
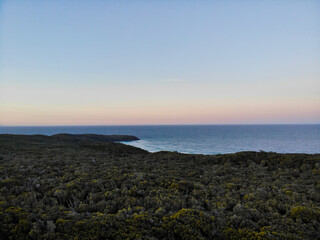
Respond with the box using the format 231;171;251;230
1;123;320;127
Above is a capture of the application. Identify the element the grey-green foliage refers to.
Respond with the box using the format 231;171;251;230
0;134;319;239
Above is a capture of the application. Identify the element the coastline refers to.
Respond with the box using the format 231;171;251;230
1;125;319;154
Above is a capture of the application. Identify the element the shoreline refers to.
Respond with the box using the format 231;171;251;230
2;124;319;154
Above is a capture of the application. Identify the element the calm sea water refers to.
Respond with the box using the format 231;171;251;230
0;125;319;154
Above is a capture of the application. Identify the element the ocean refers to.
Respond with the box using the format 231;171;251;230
0;125;319;154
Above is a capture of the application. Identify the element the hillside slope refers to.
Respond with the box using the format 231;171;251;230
0;134;319;239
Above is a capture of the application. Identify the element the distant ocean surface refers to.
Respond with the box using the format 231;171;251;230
0;125;319;154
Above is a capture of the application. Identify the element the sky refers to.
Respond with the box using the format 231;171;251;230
0;0;319;125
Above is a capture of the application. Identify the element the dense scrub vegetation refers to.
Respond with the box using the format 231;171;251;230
0;134;319;239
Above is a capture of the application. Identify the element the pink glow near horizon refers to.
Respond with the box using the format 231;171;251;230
1;102;319;126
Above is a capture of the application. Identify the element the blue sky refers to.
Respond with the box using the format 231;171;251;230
0;0;319;125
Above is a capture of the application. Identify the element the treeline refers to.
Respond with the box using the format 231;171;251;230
0;135;319;239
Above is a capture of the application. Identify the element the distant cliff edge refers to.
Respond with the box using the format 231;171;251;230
0;133;140;145
51;133;139;142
